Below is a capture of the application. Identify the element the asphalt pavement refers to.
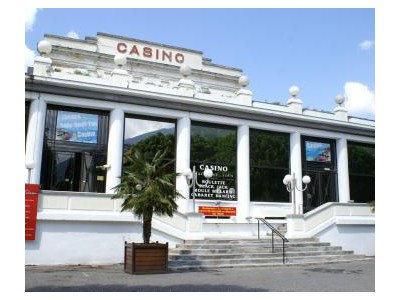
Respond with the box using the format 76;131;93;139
25;259;375;292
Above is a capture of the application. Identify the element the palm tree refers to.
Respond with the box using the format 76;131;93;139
112;149;181;244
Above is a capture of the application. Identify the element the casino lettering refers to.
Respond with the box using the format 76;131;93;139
117;42;185;64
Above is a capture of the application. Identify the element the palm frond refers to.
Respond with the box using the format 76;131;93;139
112;148;182;243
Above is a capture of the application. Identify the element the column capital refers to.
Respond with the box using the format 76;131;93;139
111;69;130;88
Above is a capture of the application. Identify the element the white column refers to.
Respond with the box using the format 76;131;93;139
336;138;351;203
105;108;124;193
237;124;250;222
175;116;191;214
290;132;303;214
25;99;46;184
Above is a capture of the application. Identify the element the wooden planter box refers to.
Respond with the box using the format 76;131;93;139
124;242;168;274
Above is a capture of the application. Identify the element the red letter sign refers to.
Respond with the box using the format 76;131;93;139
25;184;40;240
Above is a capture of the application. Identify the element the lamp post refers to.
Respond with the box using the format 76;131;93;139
283;173;311;214
25;160;35;184
183;165;213;213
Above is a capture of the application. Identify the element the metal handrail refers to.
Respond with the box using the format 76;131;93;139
255;217;289;264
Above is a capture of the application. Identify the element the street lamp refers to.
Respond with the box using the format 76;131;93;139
283;173;311;214
183;165;213;212
25;160;35;184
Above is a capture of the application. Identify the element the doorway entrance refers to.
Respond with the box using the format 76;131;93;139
302;137;338;213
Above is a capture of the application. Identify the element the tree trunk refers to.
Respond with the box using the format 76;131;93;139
142;212;152;244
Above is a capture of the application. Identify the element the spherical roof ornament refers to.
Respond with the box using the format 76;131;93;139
238;75;249;88
335;94;345;106
289;85;300;97
37;40;52;55
180;64;192;77
114;53;127;67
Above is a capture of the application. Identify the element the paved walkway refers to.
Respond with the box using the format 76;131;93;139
25;259;374;292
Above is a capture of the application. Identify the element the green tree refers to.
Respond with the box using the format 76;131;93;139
112;149;182;244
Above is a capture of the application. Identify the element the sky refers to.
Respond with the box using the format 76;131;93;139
25;7;375;120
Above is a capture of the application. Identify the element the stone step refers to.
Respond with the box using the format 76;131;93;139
182;237;312;244
168;256;373;272
169;254;370;269
175;241;331;250
169;250;355;261
170;245;345;255
168;237;371;272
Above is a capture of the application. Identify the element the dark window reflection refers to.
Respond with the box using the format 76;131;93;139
250;129;290;202
191;122;237;201
348;142;375;203
123;116;176;174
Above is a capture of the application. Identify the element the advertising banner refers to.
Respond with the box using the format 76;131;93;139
25;184;40;240
56;111;99;143
198;206;237;216
305;141;331;163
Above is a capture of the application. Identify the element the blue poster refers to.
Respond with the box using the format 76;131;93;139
305;141;331;162
56;111;98;143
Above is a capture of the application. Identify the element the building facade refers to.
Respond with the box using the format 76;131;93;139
25;33;375;265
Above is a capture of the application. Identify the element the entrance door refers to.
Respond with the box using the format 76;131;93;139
302;137;338;213
52;151;106;192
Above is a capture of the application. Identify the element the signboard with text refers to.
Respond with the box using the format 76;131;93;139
56;111;99;143
191;163;236;201
198;206;237;217
25;184;40;240
96;34;204;69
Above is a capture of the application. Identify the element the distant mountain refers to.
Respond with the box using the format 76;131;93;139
124;127;175;145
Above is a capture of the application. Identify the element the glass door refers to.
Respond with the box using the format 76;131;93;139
303;167;338;212
302;137;338;213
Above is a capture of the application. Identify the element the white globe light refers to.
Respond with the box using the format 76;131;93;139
238;75;249;87
135;183;143;191
302;175;311;185
335;94;345;105
203;167;213;179
283;174;292;185
182;168;193;180
25;160;36;169
289;85;300;97
37;40;52;55
180;65;192;77
114;54;127;67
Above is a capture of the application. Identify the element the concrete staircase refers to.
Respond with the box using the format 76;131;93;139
168;237;373;272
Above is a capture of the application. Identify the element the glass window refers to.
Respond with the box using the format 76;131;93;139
123;116;176;173
191;122;237;201
40;106;109;193
348;142;375;203
250;129;290;202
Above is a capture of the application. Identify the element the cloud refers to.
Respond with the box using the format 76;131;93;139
344;82;375;117
67;30;79;39
25;8;39;32
359;40;374;51
25;8;40;71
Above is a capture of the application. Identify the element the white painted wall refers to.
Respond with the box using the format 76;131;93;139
25;219;183;265
315;224;375;256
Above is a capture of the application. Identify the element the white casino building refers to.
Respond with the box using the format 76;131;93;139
25;32;375;265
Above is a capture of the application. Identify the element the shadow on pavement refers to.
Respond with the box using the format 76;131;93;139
26;284;268;292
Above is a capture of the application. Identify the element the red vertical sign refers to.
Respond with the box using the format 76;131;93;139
25;184;40;240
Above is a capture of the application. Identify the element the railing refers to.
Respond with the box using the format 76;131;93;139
255;217;289;264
